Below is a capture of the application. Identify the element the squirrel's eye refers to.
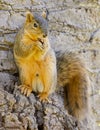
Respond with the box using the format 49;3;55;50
34;23;38;28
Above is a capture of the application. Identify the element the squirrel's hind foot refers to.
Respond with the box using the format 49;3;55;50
38;92;50;103
19;85;32;97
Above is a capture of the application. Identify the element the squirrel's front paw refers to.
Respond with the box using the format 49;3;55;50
38;92;50;103
19;85;32;97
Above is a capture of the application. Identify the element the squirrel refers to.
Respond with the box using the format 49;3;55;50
13;11;57;101
13;11;90;121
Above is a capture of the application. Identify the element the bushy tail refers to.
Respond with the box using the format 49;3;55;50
57;52;90;121
64;71;90;120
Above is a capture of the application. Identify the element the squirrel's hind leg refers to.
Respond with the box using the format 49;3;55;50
38;92;50;102
18;68;33;97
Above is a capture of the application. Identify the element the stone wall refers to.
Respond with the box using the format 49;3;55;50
0;0;100;130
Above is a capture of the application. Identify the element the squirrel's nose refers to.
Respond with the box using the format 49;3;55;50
43;34;47;38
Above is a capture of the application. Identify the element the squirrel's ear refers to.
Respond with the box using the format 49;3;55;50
25;11;33;24
41;11;47;19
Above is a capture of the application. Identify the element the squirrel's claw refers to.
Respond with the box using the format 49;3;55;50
26;89;32;97
18;85;32;97
38;92;50;103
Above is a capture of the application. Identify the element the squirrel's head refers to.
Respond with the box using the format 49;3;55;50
22;11;49;52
